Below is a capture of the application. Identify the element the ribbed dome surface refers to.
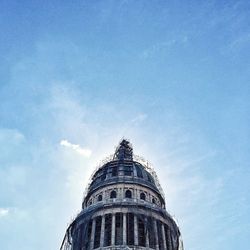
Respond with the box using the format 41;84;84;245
86;140;162;196
88;159;159;192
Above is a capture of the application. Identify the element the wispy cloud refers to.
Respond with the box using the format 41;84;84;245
0;208;9;218
60;139;92;157
142;37;188;59
130;113;147;124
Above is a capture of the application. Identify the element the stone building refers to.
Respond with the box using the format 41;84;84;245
60;140;183;250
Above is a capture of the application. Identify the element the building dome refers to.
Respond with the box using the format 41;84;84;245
60;140;184;250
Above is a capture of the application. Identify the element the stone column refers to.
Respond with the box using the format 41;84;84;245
167;228;173;250
162;224;167;250
111;213;116;245
148;193;151;203
135;188;139;200
100;215;105;247
119;187;122;199
90;218;96;249
134;214;138;245
123;213;127;245
145;217;149;248
154;219;159;250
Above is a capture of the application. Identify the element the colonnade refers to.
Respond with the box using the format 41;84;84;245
87;212;174;250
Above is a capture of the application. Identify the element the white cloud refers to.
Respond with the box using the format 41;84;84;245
131;113;147;123
141;37;188;59
60;139;92;157
0;208;9;217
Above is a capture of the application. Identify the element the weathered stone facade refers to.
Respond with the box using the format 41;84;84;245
60;140;183;250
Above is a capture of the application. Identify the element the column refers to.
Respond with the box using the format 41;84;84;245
111;213;116;245
154;219;159;250
134;214;138;245
123;213;127;245
135;188;138;200
167;228;173;250
162;223;167;250
90;218;96;249
145;217;149;248
100;215;105;247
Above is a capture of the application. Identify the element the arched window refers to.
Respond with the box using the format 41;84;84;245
140;192;146;201
152;198;156;204
98;194;102;201
125;190;132;198
110;190;117;199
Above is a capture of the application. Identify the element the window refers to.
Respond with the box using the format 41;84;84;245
111;167;118;177
124;165;133;176
110;190;117;199
152;198;156;204
97;194;102;201
135;164;143;178
140;192;146;201
101;168;107;181
125;190;132;199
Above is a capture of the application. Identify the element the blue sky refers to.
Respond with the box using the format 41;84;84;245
0;1;249;249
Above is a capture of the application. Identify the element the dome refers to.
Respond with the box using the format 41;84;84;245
83;140;165;209
60;139;184;250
